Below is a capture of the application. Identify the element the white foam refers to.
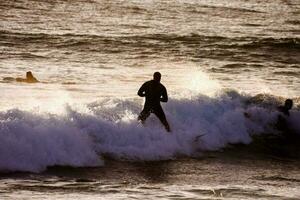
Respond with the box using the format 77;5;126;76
0;91;298;172
0;109;102;172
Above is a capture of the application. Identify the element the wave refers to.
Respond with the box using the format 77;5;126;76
273;71;300;77
2;29;299;51
0;52;47;59
200;5;263;14
0;91;299;173
0;108;102;173
0;30;226;45
242;38;300;50
286;20;300;25
222;63;264;69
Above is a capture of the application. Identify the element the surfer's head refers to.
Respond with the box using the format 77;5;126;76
153;72;161;82
284;99;293;110
26;71;34;79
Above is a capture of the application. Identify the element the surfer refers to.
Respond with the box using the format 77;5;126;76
278;99;293;116
3;71;39;83
137;72;171;132
276;99;293;132
16;71;39;83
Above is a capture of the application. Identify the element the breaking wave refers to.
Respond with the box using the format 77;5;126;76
0;91;299;172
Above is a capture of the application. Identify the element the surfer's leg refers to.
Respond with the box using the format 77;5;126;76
153;106;170;132
138;107;151;123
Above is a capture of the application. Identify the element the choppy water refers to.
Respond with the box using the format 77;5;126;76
1;156;300;200
0;0;300;199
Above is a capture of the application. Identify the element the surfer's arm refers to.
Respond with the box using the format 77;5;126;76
160;87;168;102
138;83;147;97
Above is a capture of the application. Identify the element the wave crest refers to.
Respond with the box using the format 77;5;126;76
0;91;299;172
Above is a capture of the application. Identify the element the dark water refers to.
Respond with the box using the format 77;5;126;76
1;149;300;199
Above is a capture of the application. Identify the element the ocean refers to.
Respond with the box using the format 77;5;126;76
0;0;300;199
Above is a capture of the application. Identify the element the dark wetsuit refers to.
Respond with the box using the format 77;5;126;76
138;80;170;131
276;106;290;131
16;77;39;83
278;106;290;117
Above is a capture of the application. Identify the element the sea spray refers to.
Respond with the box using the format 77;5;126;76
0;109;102;172
0;91;298;172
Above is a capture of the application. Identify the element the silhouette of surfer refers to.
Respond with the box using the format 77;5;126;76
276;99;293;132
138;72;171;132
3;71;39;83
278;99;293;117
16;71;39;83
243;98;295;133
